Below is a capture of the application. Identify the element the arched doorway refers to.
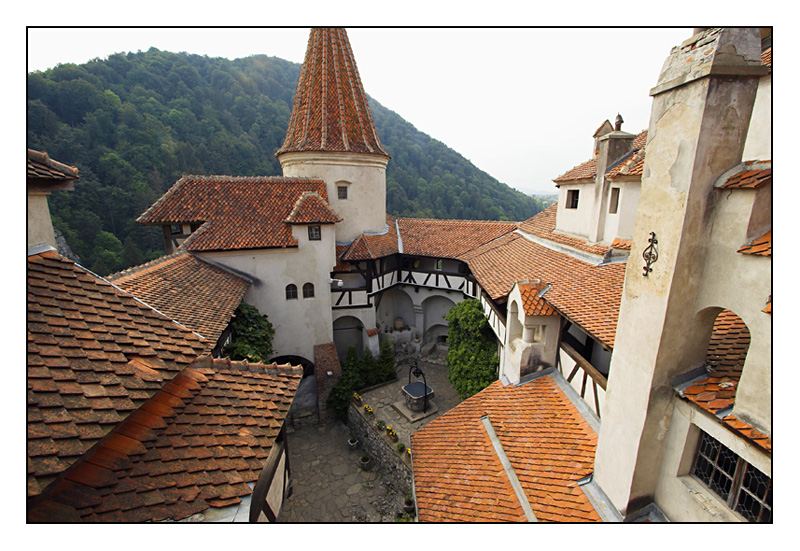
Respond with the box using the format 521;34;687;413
333;315;364;362
376;286;415;333
422;295;456;344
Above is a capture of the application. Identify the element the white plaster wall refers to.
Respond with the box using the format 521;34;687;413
741;75;771;162
602;180;642;242
555;184;595;238
28;193;56;249
695;189;771;433
653;400;770;522
279;151;388;243
199;224;336;362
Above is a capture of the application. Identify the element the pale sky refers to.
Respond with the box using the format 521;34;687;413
26;26;693;195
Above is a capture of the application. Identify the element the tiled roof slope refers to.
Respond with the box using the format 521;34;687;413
464;233;626;349
276;28;389;158
411;377;600;522
137;176;331;252
108;252;251;343
518;282;557;316
721;166;772;189
27;250;208;496
679;310;771;453
285;191;343;224
27;149;79;183
518;204;611;257
737;230;771;256
762;46;771;69
28;358;302;522
554;130;647;184
399;218;518;259
341;215;399;262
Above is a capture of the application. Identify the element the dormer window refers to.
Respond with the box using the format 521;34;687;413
609;187;620;214
567;190;580;209
169;224;182;235
308;225;321;241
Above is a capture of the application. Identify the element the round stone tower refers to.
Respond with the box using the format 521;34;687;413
276;28;390;243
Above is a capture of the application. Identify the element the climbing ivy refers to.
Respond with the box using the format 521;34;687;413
222;302;275;363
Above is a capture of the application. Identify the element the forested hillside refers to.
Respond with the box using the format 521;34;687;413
28;48;543;275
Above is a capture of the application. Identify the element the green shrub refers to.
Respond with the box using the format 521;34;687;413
222;302;275;363
445;299;499;399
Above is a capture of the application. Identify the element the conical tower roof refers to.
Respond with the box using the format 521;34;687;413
276;28;389;158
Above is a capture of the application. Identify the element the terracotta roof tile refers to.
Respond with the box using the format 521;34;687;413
108;252;250;343
137;176;332;252
737;230;771;256
285;191;343;224
518;205;610;256
27;250;208;497
341;214;400;261
721;164;772;189
27;149;79;184
554;130;647;184
399;218;518;260
276;28;389;158
517;282;557;316
762;47;771;69
465;233;626;349
28;358;302;522
411;377;600;522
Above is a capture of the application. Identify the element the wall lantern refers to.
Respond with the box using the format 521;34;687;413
642;232;659;277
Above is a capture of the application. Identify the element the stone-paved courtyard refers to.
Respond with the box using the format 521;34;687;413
279;350;463;522
279;422;407;522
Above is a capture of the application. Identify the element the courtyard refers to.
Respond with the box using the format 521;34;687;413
278;350;462;522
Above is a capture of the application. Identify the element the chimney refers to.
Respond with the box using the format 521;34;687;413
614;113;624;131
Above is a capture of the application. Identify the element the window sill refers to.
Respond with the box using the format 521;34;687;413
678;475;746;522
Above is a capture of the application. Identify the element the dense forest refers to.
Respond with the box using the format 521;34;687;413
27;48;544;275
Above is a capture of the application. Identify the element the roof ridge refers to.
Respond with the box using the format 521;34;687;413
106;251;187;282
27;148;79;179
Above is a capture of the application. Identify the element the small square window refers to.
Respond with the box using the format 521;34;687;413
435;259;443;271
308;226;321;241
567;190;580;209
338;185;348;200
169;224;182;235
609;188;620;214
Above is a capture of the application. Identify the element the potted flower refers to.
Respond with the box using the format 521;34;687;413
353;392;362;405
403;492;415;514
359;452;371;471
387;427;398;443
396;442;406;453
347;435;359;450
375;420;386;431
363;404;374;417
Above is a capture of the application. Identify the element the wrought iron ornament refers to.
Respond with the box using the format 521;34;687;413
642;232;659;276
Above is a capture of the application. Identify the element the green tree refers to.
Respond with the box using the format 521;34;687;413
222;302;275;363
377;338;396;382
445;299;499;399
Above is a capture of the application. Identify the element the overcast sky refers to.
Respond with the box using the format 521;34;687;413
27;26;693;195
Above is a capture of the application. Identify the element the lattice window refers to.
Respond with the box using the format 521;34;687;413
692;430;772;522
308;225;321;241
303;282;315;299
285;284;298;300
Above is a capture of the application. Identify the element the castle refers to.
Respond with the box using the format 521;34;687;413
27;27;771;522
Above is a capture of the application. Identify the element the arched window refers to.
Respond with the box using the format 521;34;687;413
303;282;315;298
285;284;298;300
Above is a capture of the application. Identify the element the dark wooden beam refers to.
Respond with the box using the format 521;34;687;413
560;341;608;391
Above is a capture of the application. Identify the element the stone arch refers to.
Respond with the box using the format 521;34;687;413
422;295;456;344
333;315;364;362
702;308;751;377
376;286;415;334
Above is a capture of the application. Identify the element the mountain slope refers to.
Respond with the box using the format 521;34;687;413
27;48;543;274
